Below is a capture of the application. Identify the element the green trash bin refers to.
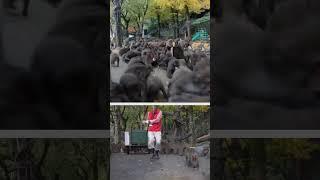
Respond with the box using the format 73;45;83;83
130;130;148;146
125;130;148;154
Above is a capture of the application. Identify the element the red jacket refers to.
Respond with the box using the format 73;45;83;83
147;109;162;132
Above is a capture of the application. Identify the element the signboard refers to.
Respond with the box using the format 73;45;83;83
124;132;130;146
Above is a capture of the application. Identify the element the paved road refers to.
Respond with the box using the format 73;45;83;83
111;153;210;180
1;1;57;70
110;57;128;83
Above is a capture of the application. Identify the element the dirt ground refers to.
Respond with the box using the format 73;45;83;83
110;153;210;180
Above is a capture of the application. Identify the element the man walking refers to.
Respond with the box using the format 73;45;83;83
143;106;162;160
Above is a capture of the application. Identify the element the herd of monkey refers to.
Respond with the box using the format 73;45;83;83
110;38;210;102
214;0;320;129
0;0;106;129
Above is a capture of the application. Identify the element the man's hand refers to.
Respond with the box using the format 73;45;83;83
142;120;149;124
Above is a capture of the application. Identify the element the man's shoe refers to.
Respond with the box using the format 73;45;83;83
150;149;156;160
150;153;156;160
155;150;160;159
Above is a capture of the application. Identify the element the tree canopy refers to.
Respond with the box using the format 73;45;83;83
213;139;320;180
110;0;210;41
0;139;108;180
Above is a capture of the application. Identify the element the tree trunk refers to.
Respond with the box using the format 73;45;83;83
114;110;120;144
113;0;122;47
212;139;225;180
186;111;190;143
124;20;130;38
92;148;99;180
185;5;191;39
113;108;119;144
17;139;35;180
187;108;192;144
34;140;50;180
171;8;176;38
114;107;128;144
0;161;11;180
141;0;149;38
287;158;302;180
122;15;131;37
121;11;131;38
250;139;266;180
136;20;141;37
188;107;196;145
106;140;110;180
119;107;126;132
157;12;161;38
54;174;60;180
141;22;144;38
296;159;302;180
175;10;179;38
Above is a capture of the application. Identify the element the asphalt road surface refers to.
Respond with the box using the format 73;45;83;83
110;57;128;83
111;153;210;180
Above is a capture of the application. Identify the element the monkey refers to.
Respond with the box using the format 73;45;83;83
110;82;130;102
29;0;106;129
167;58;190;79
167;56;209;102
0;61;64;129
118;62;153;102
146;74;168;102
157;51;174;70
47;0;106;54
185;51;209;70
118;47;130;56
120;73;145;102
215;0;286;30
125;63;153;83
141;48;157;66
119;73;145;102
171;45;186;60
178;39;191;50
122;50;141;63
166;39;174;50
31;36;105;128
166;58;179;79
213;0;320;129
110;52;120;67
3;0;63;17
127;56;148;68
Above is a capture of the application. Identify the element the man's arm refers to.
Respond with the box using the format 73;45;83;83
149;111;162;124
